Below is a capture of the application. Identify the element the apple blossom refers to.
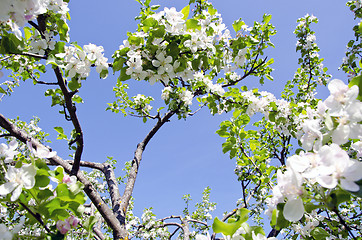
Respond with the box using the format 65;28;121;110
316;143;362;191
0;164;36;201
0;140;19;163
56;219;71;235
152;51;173;75
27;141;56;159
300;119;323;151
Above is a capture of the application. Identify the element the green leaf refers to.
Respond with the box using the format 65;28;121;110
50;166;64;183
53;42;65;54
266;58;274;66
35;174;50;188
57;19;69;42
238;114;250;125
216;129;229;138
236;208;251;223
54;126;64;135
45;198;68;217
192;58;200;70
359;21;362;36
113;58;126;73
119;67;131;82
23;27;32;41
328;189;351;209
72;95;83;104
54;126;67;140
263;14;272;24
186;19;200;30
0;35;22;54
243;225;265;240
181;5;190;20
208;5;217;15
311;227;329;240
274;203;290;229
68;78;81;91
46;54;64;68
232;19;245;32
348;75;362;100
143;17;158;27
212;216;244;236
50;231;65;240
38;189;53;201
304;202;321;213
166;42;180;59
0;86;6;94
83;216;97;231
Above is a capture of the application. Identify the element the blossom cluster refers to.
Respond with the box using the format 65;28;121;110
56;43;109;83
136;208;169;239
266;79;362;223
56;215;79;235
228;89;302;136
113;4;249;112
0;0;69;38
29;30;56;56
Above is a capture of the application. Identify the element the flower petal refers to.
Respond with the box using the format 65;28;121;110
10;185;23;201
340;179;360;192
0;182;17;196
283;198;304;222
316;175;337;189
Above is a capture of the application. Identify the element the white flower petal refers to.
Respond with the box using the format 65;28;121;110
287;155;309;173
21;164;37;189
340;179;360;192
316;175;337;189
10;185;23;201
283;198;304;222
0;182;17;196
344;161;362;182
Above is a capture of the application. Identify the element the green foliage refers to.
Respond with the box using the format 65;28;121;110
349;74;362;100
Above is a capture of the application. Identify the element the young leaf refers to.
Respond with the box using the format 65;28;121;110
181;5;190;20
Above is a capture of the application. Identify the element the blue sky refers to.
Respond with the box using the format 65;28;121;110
0;0;358;234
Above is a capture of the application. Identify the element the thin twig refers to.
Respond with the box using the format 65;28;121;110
18;202;52;234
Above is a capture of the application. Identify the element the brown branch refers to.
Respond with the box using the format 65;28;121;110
222;56;268;88
46;159;104;172
118;110;175;238
0;56;12;62
93;226;106;240
18;201;52;234
103;162;124;225
333;207;357;240
17;52;47;59
53;66;84;176
32;14;83;176
0;113;123;239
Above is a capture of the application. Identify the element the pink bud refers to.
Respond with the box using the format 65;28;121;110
62;175;71;183
67;216;79;228
56;220;71;235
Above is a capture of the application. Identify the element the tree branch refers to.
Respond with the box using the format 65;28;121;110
46;159;104;171
103;162;124;225
53;66;84;176
18;201;52;234
0;113;124;239
118;110;175;238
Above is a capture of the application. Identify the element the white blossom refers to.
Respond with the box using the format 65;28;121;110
0;164;37;201
0;140;19;163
